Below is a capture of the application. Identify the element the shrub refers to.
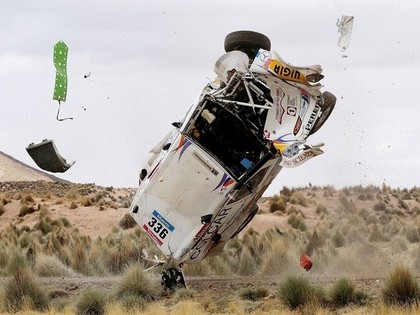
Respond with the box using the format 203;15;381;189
80;196;94;207
287;213;307;231
18;204;36;217
172;288;197;303
382;265;420;306
289;192;308;207
6;251;28;275
332;230;346;248
35;254;78;277
114;264;154;301
239;287;269;301
238;248;257;276
117;293;147;311
69;201;78;209
329;278;356;306
119;213;137;229
75;287;107;315
315;204;328;215
2;267;49;313
269;199;286;213
278;275;314;309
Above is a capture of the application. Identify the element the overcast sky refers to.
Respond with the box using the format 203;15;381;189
1;0;419;195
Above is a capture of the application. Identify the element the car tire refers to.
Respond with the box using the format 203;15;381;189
308;91;336;136
224;31;271;60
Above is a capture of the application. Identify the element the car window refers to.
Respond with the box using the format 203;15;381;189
185;99;265;179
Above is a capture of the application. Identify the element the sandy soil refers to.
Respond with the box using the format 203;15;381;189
1;180;419;308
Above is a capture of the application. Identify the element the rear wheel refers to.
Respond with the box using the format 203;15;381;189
224;31;271;61
308;91;336;136
161;268;186;291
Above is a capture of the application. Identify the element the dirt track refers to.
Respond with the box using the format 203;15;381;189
0;274;389;301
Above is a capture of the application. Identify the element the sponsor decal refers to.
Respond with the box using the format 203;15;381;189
294;88;310;135
274;87;285;124
293;117;302;135
281;150;318;168
267;59;308;84
193;151;218;176
153;209;175;232
304;106;320;133
190;207;232;260
193;223;210;242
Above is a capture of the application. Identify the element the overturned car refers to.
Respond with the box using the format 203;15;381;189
129;31;336;289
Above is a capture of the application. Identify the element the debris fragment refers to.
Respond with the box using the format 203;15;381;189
53;41;73;121
337;15;354;52
300;254;313;271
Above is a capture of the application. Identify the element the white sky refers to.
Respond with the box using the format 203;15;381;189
1;0;419;195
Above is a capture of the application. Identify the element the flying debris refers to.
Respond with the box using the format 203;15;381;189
53;41;73;121
26;139;75;173
337;15;354;53
300;254;313;271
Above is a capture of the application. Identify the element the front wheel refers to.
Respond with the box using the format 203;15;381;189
308;91;336;136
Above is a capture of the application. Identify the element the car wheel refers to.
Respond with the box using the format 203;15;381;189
308;91;336;136
224;31;271;60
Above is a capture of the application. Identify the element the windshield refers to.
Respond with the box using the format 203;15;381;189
185;99;266;179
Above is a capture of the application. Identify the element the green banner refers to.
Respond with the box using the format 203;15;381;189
53;41;68;102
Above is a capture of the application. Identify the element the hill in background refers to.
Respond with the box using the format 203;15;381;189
0;151;67;182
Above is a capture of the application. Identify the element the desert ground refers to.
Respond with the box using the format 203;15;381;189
0;179;419;314
0;154;419;314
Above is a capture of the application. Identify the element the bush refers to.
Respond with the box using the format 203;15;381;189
289;192;308;207
114;264;154;300
287;213;307;231
18;204;36;217
269;199;286;213
35;254;78;277
278;275;314;309
329;278;356;306
75;287;107;315
382;265;420;306
119;213;137;229
238;248;257;276
2;267;49;313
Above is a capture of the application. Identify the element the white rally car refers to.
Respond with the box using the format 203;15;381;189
129;31;336;289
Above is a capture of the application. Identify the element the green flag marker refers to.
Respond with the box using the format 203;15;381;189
53;41;68;102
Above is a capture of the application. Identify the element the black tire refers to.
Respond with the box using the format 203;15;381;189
308;91;336;136
224;31;271;60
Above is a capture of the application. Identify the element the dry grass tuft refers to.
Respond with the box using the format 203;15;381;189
382;265;420;306
75;287;107;315
1;267;49;313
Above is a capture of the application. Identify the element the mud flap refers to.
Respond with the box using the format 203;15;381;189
26;139;74;173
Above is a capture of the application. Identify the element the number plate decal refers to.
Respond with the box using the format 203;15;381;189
143;210;175;246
